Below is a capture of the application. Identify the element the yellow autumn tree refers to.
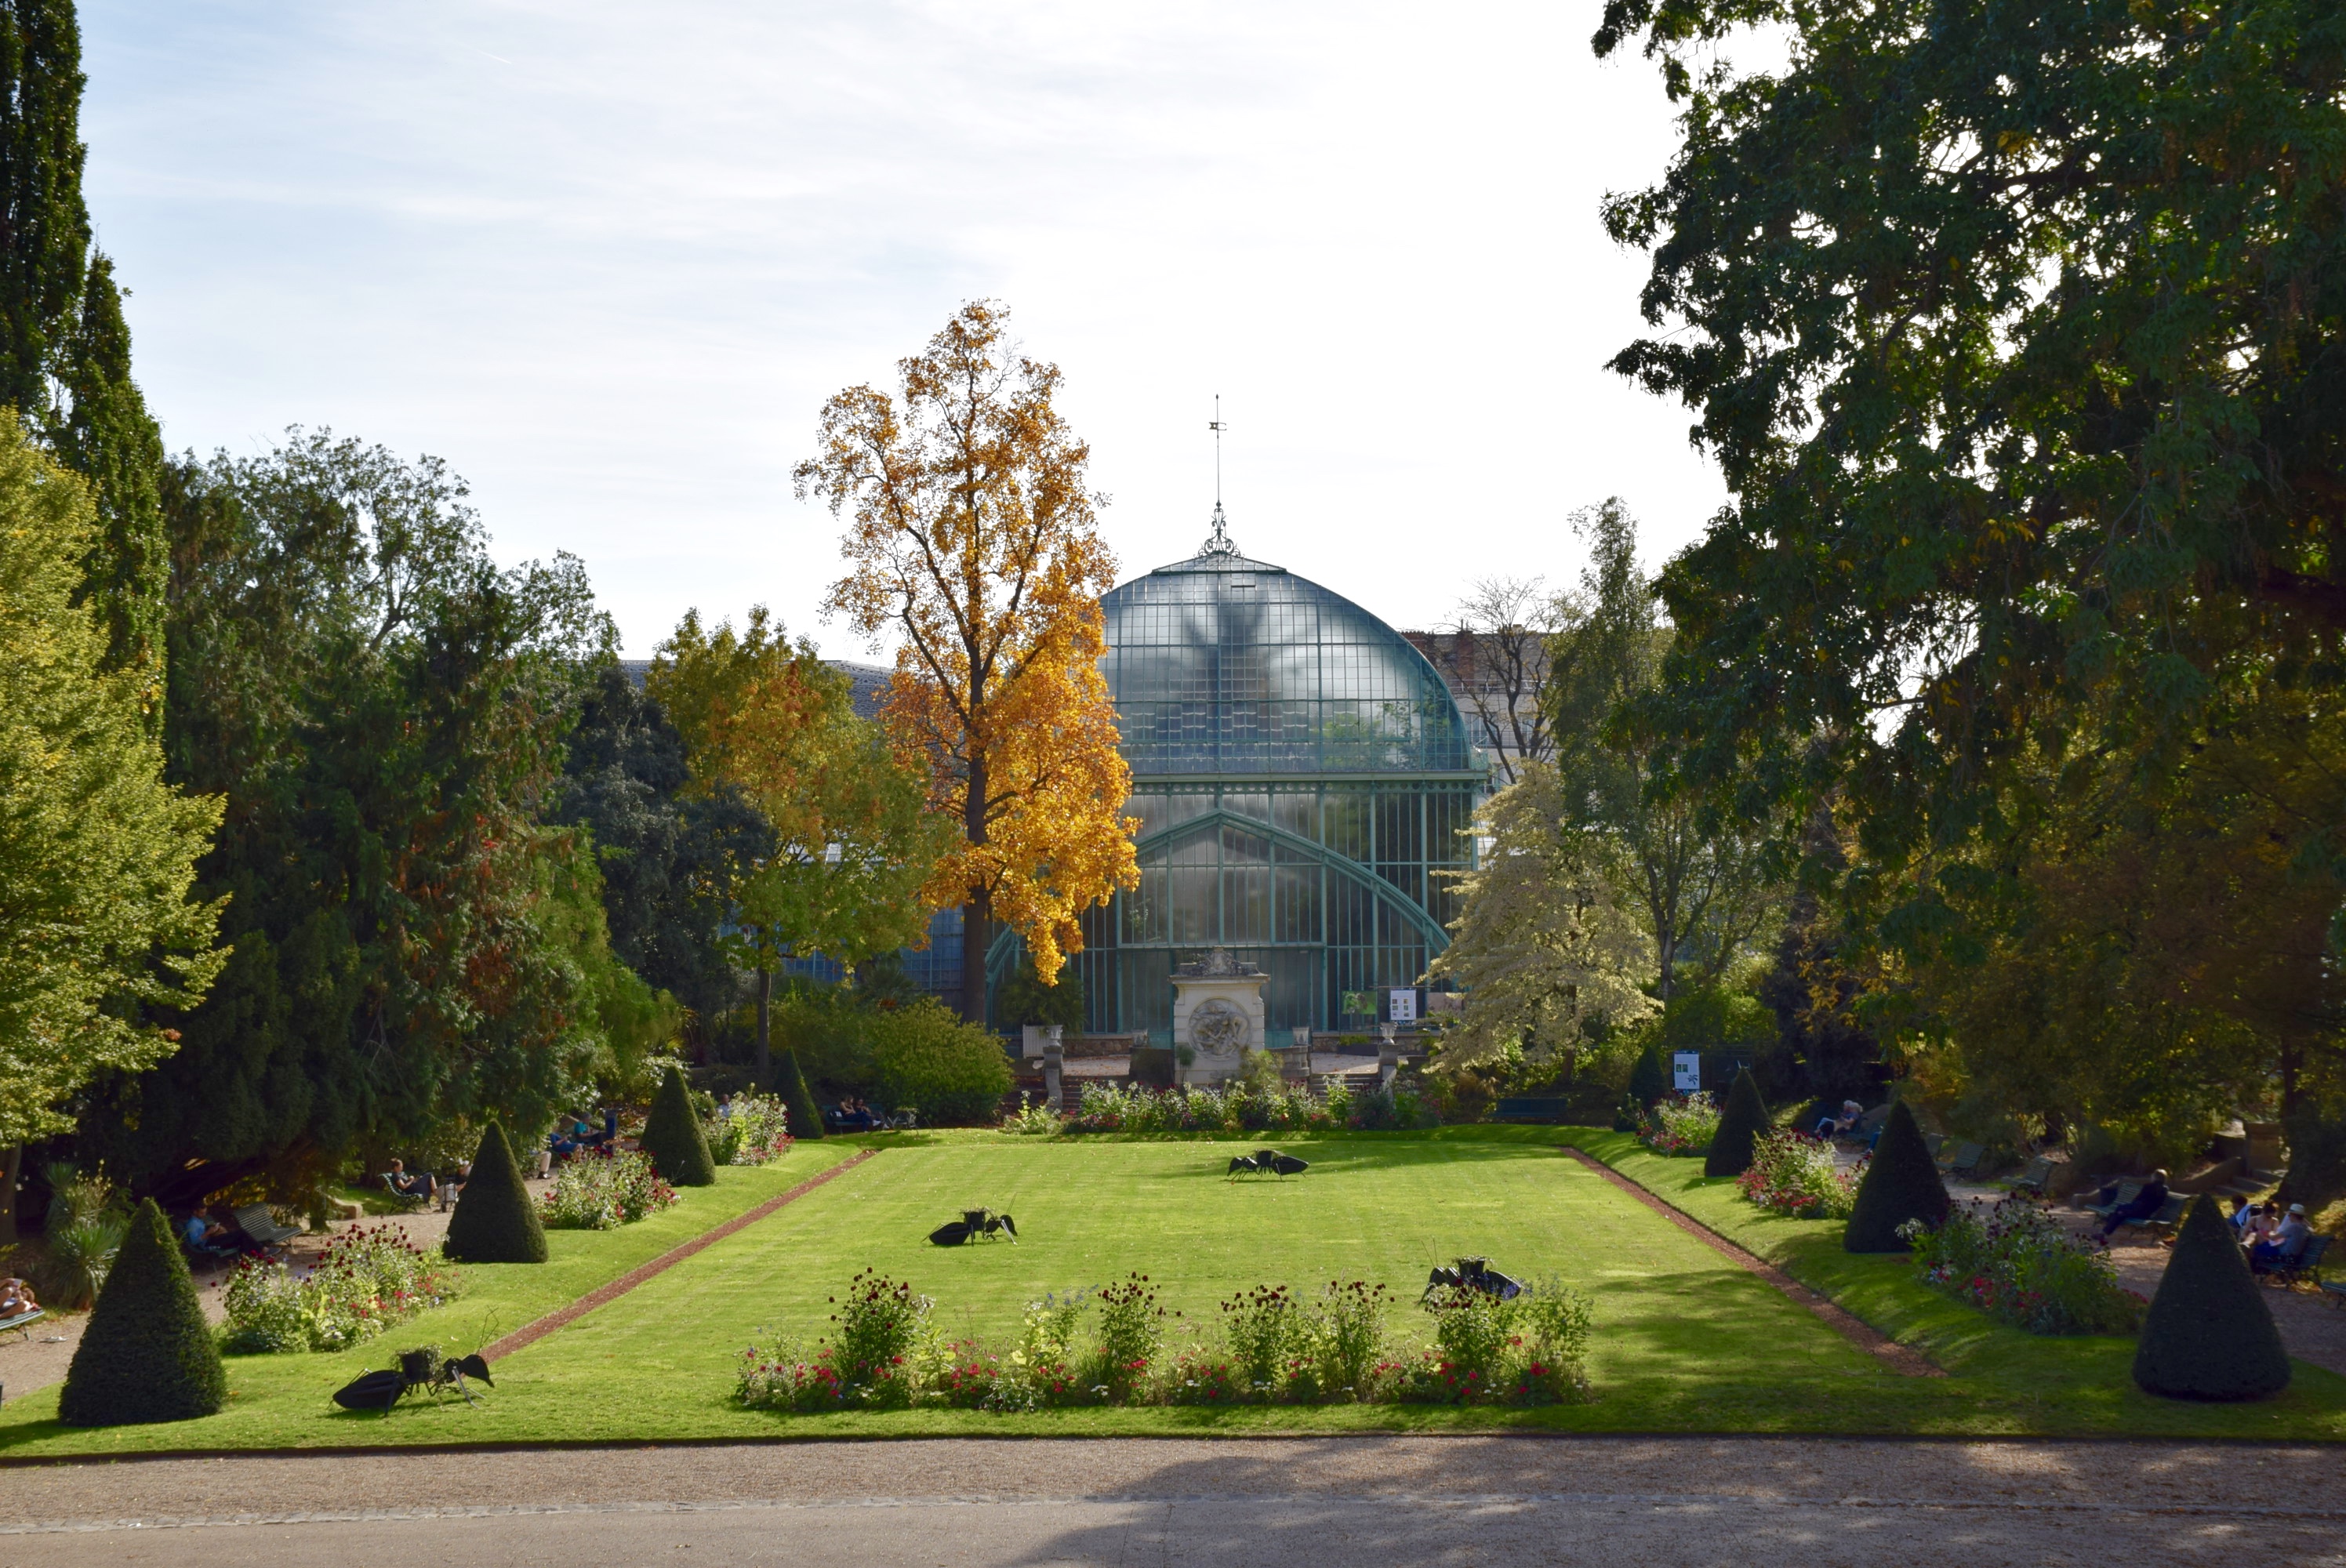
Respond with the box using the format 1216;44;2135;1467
797;300;1137;1021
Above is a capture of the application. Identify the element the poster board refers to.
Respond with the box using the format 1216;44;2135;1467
1672;1050;1701;1093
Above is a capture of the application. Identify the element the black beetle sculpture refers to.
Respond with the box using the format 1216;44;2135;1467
1226;1149;1309;1180
928;1207;1018;1245
332;1344;495;1412
1422;1255;1523;1301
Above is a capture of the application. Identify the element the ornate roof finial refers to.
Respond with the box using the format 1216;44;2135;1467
1203;394;1237;555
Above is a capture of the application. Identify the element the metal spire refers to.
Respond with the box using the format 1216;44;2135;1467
1203;395;1237;555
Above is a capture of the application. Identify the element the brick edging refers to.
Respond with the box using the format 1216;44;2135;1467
481;1148;879;1363
1559;1145;1944;1378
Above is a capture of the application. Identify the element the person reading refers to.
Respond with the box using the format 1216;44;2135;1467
386;1159;434;1202
0;1276;36;1316
2096;1169;2169;1239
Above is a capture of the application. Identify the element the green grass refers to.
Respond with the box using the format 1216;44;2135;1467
2;1127;2340;1454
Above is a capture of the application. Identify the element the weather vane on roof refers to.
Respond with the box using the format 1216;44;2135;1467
1203;394;1236;556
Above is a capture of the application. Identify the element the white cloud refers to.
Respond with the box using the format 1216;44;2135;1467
84;0;1721;655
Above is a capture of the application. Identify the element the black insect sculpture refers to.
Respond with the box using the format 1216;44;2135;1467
1422;1255;1523;1301
332;1345;495;1413
928;1207;1018;1246
1226;1149;1309;1180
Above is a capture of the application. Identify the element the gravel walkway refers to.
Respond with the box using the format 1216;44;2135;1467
1;1436;2340;1565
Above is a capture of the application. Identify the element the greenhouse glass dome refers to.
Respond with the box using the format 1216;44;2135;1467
1022;508;1485;1038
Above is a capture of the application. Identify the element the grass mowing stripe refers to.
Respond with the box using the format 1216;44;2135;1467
483;1149;877;1363
1560;1145;1941;1377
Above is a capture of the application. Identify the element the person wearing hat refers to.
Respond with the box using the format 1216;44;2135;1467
2253;1202;2312;1269
2097;1168;2170;1239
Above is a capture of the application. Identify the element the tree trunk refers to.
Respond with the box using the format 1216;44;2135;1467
960;896;990;1025
755;964;773;1088
0;1144;18;1247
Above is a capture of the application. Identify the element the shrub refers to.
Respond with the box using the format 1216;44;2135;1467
2134;1194;2291;1399
1307;1279;1392;1400
1400;1273;1594;1406
1901;1199;2143;1335
542;1150;680;1229
1000;1091;1065;1135
1222;1283;1306;1393
1704;1068;1769;1177
866;1000;1014;1124
1628;1043;1669;1108
1737;1130;1861;1219
705;1092;792;1166
775;1047;824;1142
56;1200;226;1425
1843;1099;1948;1251
641;1065;717;1185
1091;1272;1168;1399
829;1267;932;1407
221;1224;463;1352
1640;1091;1720;1156
442;1120;549;1264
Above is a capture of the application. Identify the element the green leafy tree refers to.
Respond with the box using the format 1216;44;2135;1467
1546;502;1778;1002
0;420;221;1237
56;1199;225;1425
83;432;617;1210
1595;0;2346;1113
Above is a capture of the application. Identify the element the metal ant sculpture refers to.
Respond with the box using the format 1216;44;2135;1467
332;1344;494;1412
928;1207;1017;1245
1226;1149;1309;1180
1422;1255;1523;1301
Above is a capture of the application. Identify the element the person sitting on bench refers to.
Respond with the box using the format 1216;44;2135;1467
1812;1100;1863;1140
2097;1169;2169;1238
2253;1203;2312;1269
385;1159;434;1203
0;1275;37;1316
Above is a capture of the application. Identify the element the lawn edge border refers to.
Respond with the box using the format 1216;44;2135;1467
481;1148;879;1363
1558;1144;1945;1378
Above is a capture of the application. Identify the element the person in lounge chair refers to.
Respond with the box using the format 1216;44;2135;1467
386;1159;434;1203
1812;1100;1864;1140
0;1275;37;1316
2097;1169;2170;1239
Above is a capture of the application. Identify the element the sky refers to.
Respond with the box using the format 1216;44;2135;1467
82;1;1724;659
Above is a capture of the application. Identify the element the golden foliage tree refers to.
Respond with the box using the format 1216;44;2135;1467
798;301;1136;1019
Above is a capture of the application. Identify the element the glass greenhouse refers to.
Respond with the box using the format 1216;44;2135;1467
1033;513;1485;1037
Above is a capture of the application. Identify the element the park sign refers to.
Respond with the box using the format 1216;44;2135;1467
1672;1051;1701;1093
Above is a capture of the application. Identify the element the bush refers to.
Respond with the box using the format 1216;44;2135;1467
1901;1198;2143;1335
56;1200;226;1425
222;1225;463;1352
775;1047;825;1141
867;1000;1014;1124
1091;1272;1168;1399
1628;1043;1669;1109
2134;1193;2291;1399
737;1267;932;1411
1000;1091;1065;1135
542;1150;680;1229
1704;1068;1769;1177
706;1092;793;1165
442;1121;549;1264
996;953;1086;1033
1640;1091;1720;1156
1397;1273;1593;1406
1843;1099;1948;1251
1737;1130;1861;1219
641;1065;717;1185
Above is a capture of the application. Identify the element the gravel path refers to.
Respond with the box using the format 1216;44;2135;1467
1;1436;2340;1565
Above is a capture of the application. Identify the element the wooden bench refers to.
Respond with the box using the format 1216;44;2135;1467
2116;1192;2187;1243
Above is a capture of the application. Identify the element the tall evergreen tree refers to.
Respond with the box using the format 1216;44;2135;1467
56;252;166;693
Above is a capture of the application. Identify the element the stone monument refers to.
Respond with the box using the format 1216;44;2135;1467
1171;949;1267;1085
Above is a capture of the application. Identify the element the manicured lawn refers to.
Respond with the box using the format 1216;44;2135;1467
2;1127;2340;1454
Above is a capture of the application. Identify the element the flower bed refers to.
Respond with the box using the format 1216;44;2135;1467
1055;1080;1428;1134
1639;1091;1720;1156
1736;1129;1862;1218
1901;1199;2146;1335
706;1093;793;1167
735;1268;1593;1412
542;1149;679;1229
220;1225;462;1353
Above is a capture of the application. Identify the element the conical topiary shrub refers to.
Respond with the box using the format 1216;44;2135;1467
2134;1193;2292;1400
57;1199;225;1425
442;1120;548;1263
1704;1068;1770;1177
775;1047;823;1141
1628;1043;1669;1109
641;1065;717;1185
1844;1099;1950;1251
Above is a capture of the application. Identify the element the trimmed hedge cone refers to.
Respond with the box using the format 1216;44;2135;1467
1628;1044;1669;1109
1703;1068;1770;1177
775;1047;823;1141
641;1065;718;1185
2134;1193;2292;1401
1843;1100;1949;1251
442;1120;548;1263
57;1199;226;1425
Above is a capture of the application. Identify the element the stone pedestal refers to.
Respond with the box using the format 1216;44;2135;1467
1171;949;1267;1086
1020;1024;1062;1060
1042;1040;1064;1109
